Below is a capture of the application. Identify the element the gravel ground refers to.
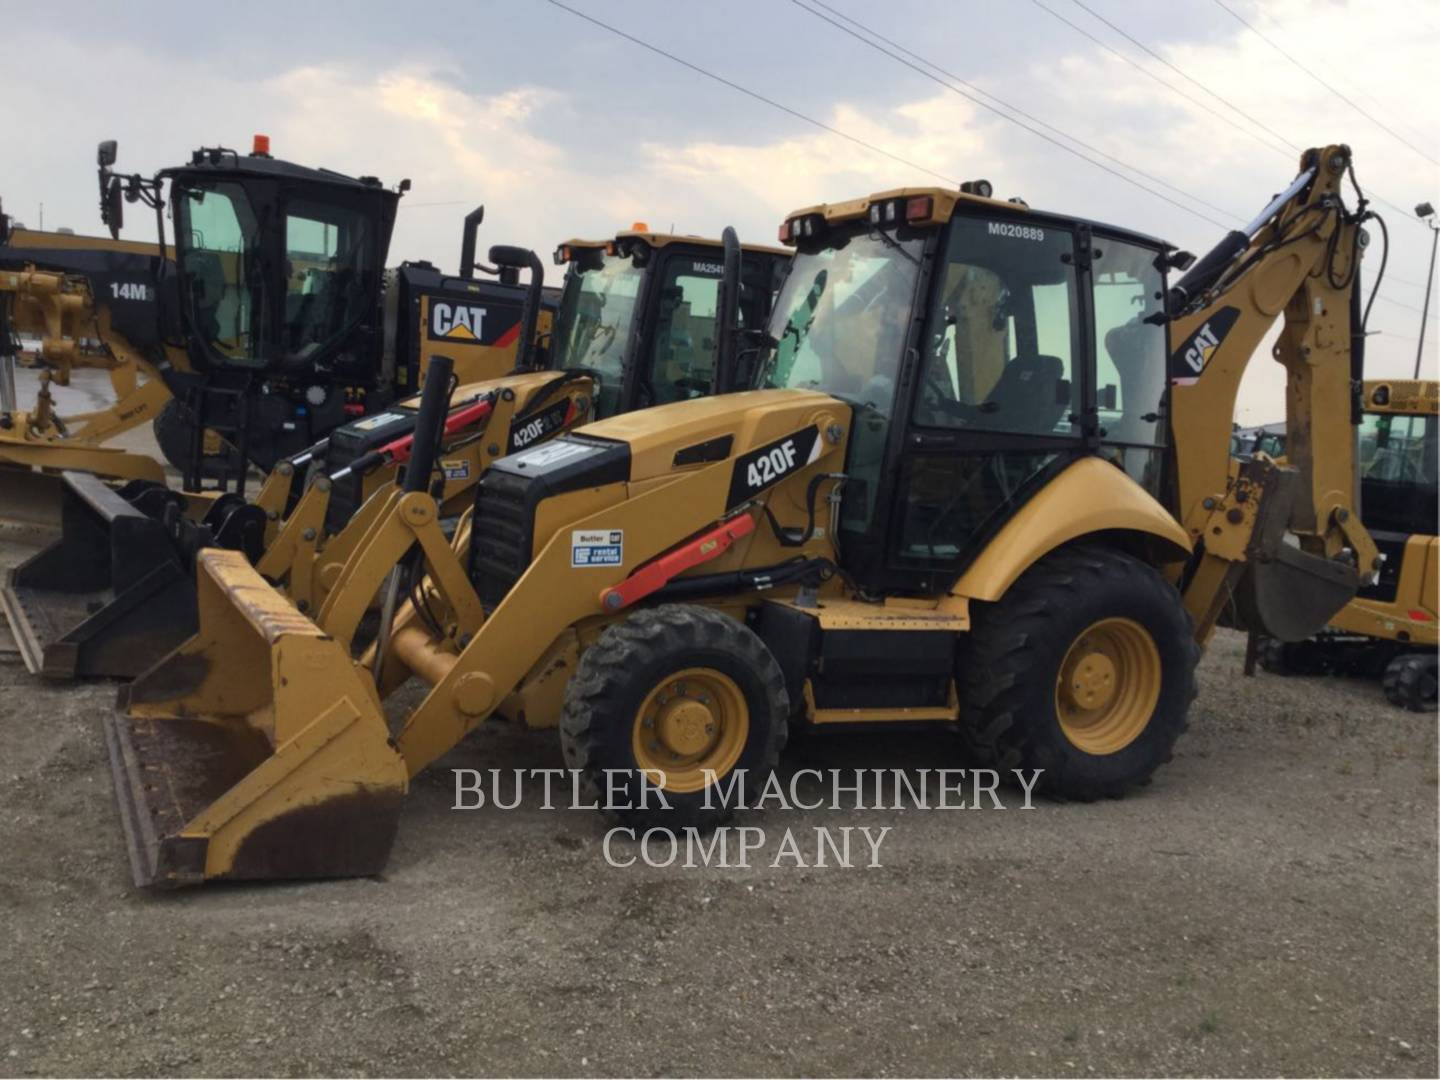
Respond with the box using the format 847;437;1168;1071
0;629;1435;1078
1;372;1436;1076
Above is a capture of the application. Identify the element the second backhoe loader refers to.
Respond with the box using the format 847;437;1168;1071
1254;378;1437;708
111;144;1380;888
6;228;788;679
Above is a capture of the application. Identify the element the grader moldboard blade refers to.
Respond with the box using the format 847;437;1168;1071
1;471;196;678
109;548;407;888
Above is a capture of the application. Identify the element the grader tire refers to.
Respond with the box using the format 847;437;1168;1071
958;545;1199;800
1382;653;1438;712
559;603;788;830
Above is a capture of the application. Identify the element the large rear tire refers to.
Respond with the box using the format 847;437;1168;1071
559;604;788;830
958;545;1198;800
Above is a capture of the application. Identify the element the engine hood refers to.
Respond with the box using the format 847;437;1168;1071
574;388;845;483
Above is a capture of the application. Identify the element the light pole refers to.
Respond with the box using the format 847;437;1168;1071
1418;202;1439;379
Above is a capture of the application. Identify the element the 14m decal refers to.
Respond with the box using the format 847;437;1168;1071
726;426;822;509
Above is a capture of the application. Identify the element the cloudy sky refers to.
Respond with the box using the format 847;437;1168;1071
6;0;1436;421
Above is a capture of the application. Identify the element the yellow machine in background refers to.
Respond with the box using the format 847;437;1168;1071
109;145;1380;888
1;225;179;508
1255;379;1437;709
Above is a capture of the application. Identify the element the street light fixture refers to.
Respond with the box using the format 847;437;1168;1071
1418;202;1438;379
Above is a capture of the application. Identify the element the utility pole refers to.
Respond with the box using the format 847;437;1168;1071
1417;202;1438;379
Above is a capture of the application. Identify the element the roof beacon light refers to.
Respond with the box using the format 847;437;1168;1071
960;179;993;198
252;133;272;158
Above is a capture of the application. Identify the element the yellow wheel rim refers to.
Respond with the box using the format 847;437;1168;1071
631;667;749;794
1054;617;1161;756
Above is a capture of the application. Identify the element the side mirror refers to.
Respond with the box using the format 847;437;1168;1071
488;244;536;271
1158;248;1196;273
103;176;125;238
97;140;118;168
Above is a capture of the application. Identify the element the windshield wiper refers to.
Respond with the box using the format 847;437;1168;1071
867;226;919;267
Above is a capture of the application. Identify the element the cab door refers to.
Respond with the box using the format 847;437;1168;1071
881;215;1086;593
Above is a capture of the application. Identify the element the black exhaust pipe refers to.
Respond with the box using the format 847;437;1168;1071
714;226;742;393
488;245;545;369
458;206;485;280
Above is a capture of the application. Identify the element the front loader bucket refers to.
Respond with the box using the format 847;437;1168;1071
0;471;195;679
110;549;406;888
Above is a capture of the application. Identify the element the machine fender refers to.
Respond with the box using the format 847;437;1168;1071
951;456;1192;603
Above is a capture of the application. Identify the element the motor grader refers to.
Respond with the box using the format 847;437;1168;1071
111;143;1380;888
4;227;789;679
1;137;549;511
1;214;181;528
1254;378;1437;709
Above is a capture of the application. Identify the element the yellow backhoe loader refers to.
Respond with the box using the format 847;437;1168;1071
1253;378;1437;709
5;228;788;679
111;144;1380;888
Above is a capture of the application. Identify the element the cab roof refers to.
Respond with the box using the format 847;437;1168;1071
558;230;789;258
1364;379;1439;415
161;147;396;196
781;185;1173;252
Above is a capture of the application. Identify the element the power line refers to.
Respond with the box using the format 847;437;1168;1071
1374;292;1438;323
1028;0;1294;161
805;0;1244;224
1068;0;1300;153
1208;0;1440;168
787;0;1231;228
543;0;959;186
1053;0;1428;228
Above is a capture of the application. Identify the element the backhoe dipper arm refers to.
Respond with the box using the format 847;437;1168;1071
1167;143;1379;641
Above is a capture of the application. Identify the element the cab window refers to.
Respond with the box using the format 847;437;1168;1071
177;181;263;362
1093;237;1168;495
647;260;722;404
283;199;373;362
914;217;1079;437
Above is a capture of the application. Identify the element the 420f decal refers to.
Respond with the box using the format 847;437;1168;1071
507;398;574;453
726;426;822;509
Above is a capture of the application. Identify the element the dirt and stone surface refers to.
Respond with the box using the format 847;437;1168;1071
1;373;1436;1077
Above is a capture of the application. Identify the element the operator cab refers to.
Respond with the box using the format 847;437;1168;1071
763;187;1177;593
551;230;789;419
160;145;399;380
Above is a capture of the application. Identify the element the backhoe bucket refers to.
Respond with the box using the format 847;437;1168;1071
1229;458;1359;642
1;471;195;678
108;549;406;888
1234;542;1358;642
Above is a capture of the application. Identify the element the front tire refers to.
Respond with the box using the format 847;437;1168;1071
959;545;1199;800
559;604;788;829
